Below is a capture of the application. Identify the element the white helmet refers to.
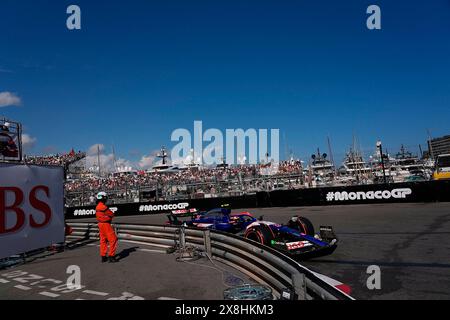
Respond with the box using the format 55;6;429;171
96;191;108;201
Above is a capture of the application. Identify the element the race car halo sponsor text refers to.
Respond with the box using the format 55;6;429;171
326;188;412;202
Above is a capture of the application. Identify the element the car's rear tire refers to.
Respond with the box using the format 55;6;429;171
244;225;274;245
289;216;315;236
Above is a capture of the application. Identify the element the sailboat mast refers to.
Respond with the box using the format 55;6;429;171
283;132;288;162
427;129;435;159
112;145;117;172
327;136;336;176
97;144;101;177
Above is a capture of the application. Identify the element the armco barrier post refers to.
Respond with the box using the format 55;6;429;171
203;230;212;259
292;273;306;300
180;225;186;249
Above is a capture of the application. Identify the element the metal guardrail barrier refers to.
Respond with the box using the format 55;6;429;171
66;222;353;301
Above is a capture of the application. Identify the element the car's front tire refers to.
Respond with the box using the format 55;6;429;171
244;225;274;245
288;216;315;236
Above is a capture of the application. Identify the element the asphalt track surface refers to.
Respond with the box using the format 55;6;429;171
2;203;450;300
0;241;255;300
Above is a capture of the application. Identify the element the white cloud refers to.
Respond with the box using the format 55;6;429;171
137;147;176;169
22;134;37;151
85;144;171;172
85;143;134;173
0;92;21;107
138;149;166;169
87;143;106;155
138;154;156;169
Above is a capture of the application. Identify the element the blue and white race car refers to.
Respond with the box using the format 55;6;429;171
167;207;338;260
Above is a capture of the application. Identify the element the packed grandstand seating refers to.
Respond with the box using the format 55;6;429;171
65;160;304;193
19;150;304;205
24;149;86;167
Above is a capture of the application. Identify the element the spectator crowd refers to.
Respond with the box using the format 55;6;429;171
24;150;86;167
65;160;304;193
18;150;304;205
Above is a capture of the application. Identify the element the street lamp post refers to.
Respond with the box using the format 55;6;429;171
377;141;387;184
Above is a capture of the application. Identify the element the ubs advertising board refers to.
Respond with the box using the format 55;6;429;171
0;163;64;259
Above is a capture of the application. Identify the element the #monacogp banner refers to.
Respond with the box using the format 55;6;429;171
0;163;64;259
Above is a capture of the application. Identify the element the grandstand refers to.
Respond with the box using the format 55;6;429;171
63;160;305;206
24;144;435;207
24;149;86;179
12;145;307;206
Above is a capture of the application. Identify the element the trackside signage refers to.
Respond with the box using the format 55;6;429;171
69;202;190;218
0;163;64;259
139;202;189;212
73;207;118;217
326;188;412;202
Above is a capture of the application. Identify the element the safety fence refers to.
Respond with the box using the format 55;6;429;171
66;222;353;301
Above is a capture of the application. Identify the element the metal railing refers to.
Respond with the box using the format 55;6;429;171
66;222;353;301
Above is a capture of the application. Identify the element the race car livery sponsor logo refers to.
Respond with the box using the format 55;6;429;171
139;202;189;213
270;240;285;246
73;207;118;216
171;208;198;215
286;241;313;250
193;223;214;228
326;188;412;202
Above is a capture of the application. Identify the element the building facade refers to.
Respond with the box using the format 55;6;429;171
428;135;450;157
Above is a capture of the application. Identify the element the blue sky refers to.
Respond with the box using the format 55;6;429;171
1;0;449;167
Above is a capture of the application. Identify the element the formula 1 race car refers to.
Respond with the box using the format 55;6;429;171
167;207;338;260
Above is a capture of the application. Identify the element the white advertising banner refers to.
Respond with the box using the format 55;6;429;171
0;163;64;259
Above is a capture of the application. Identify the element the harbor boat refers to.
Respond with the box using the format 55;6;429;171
339;148;372;177
368;145;395;184
148;146;180;173
307;149;335;185
390;145;426;182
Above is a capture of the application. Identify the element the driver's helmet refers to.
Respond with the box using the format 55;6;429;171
229;215;240;224
96;191;108;202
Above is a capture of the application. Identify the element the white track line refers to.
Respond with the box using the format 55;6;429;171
138;248;167;254
14;285;31;290
0;279;10;283
39;291;60;298
82;290;109;296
